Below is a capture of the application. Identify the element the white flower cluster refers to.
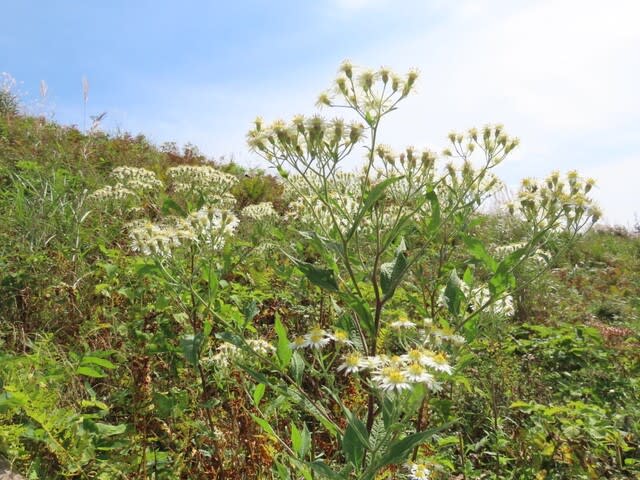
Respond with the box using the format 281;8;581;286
493;242;550;265
110;166;163;192
508;171;601;230
126;207;239;257
290;326;353;350
89;184;137;202
439;279;515;318
127;220;195;257
167;165;238;202
241;202;278;222
336;347;451;393
285;173;374;236
210;339;276;369
184;206;239;249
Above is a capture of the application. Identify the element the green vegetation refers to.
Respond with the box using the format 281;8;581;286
1;64;638;479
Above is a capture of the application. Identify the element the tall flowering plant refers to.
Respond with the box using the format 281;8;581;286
242;62;600;479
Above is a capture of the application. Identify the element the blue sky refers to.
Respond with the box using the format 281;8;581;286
2;0;638;225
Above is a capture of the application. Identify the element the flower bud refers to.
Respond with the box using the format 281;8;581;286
317;92;331;107
391;75;402;92
340;60;353;79
359;70;374;91
336;77;348;95
379;67;390;84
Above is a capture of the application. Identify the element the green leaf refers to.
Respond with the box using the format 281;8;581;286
162;197;187;216
344;294;374;337
488;247;525;295
346;176;403;241
180;333;204;368
342;412;370;468
380;238;408;301
290;352;305;385
242;300;259;325
275;315;292;369
81;356;115;370
295;261;340;293
443;269;465;317
76;366;106;378
375;424;448;470
425;190;440;234
306;460;344;480
252;383;266;406
463;235;497;272
291;423;303;457
252;414;277;439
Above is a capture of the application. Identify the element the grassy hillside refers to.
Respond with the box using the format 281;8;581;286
0;80;638;480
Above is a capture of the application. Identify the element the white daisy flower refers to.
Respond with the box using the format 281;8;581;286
305;326;331;349
337;352;363;375
373;366;412;393
407;461;432;480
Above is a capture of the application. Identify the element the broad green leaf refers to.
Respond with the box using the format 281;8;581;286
242;300;259;325
380;238;408;301
488;247;525;295
306;460;344;480
216;331;244;348
346;176;403;241
81;356;115;370
251;415;277;439
342;412;370;468
290;351;305;385
375;424;448;470
463;235;497;272
76;366;106;378
291;423;303;457
344;294;374;337
161;197;187;216
180;333;204;368
425;190;440;234
252;383;266;406
443;269;465;317
295;261;340;293
275;315;292;369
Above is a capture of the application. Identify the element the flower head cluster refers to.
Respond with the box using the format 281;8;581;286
209;339;276;370
290;326;354;351
110;166;163;193
242;202;278;223
247;115;365;170
508;171;601;232
493;242;550;265
89;184;137;203
127;220;195;257
284;173;372;236
167;165;238;202
126;207;238;257
184;206;239;249
337;347;452;394
318;63;419;124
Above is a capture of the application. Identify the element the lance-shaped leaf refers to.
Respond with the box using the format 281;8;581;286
463;235;497;272
286;252;340;293
489;246;526;296
443;269;465;317
181;333;205;368
380;238;408;301
275;314;292;369
345;176;403;241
